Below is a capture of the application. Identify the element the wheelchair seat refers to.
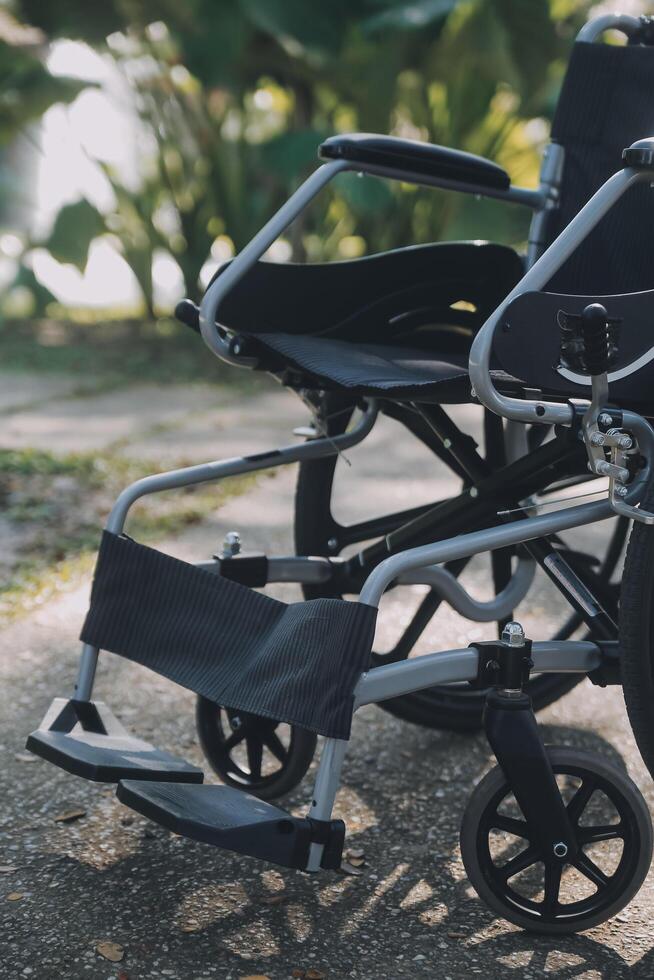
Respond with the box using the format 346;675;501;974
197;240;523;403
245;332;471;402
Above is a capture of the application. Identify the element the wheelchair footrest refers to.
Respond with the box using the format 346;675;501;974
26;698;204;784
116;780;345;871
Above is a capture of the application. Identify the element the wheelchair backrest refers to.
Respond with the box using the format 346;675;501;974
544;22;654;295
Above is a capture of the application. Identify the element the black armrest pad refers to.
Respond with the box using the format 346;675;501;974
319;133;510;191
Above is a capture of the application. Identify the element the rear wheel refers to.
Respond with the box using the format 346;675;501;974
619;484;654;779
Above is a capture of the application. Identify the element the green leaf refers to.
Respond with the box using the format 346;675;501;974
239;0;354;56
45;199;106;271
363;0;458;34
259;130;328;179
0;40;89;146
336;172;395;216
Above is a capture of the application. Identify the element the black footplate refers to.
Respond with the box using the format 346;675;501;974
116;780;345;871
26;698;204;784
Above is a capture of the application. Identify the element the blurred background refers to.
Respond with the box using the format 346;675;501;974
3;0;648;328
0;0;649;621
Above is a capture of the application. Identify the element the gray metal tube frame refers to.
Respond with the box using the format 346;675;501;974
73;399;378;700
198;164;548;369
195;553;535;623
361;498;612;608
469;167;649;426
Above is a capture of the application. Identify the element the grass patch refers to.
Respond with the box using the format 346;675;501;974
0;442;266;622
0;318;269;391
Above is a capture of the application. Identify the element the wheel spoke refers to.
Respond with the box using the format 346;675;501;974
577;823;624;844
223;729;247;751
246;737;263;779
543;860;563;911
499;844;540;880
566;777;597;824
263;730;288;764
491;814;531;839
574;852;610;889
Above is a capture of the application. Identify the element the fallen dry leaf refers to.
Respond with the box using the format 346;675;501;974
238;975;271;980
6;892;23;902
96;941;124;963
448;930;466;939
306;971;326;979
340;860;363;876
291;971;305;979
54;807;87;824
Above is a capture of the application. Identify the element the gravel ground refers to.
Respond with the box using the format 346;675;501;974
2;386;654;979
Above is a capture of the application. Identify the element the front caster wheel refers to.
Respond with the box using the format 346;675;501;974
460;747;652;934
195;698;317;801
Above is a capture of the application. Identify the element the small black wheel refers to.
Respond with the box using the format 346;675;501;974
195;697;317;801
460;747;652;934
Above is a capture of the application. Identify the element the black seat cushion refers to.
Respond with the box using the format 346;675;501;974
208;241;523;402
214;241;523;343
249;331;472;402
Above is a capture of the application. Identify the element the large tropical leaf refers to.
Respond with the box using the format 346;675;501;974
239;0;355;57
44;199;106;271
363;0;458;34
0;40;87;146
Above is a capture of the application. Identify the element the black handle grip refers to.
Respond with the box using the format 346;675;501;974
581;303;611;376
174;299;200;333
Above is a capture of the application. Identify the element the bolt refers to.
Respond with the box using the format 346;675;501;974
590;431;605;447
599;413;613;427
230;716;242;731
617;434;633;450
553;841;568;858
501;621;526;647
596;460;612;476
469;487;479;498
222;530;241;557
615;484;629;498
327;537;339;552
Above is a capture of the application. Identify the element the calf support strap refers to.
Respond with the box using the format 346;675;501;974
80;532;377;739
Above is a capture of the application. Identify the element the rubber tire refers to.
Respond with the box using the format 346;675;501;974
295;454;581;732
195;697;317;801
460;747;653;935
619;484;654;780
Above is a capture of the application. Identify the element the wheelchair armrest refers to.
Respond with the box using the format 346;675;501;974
319;133;510;192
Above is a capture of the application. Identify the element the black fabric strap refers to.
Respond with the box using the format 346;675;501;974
80;533;377;740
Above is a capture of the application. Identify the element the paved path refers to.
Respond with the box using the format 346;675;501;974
1;373;654;979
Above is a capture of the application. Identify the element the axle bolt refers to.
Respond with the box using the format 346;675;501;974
599;413;613;427
501;621;526;647
617;434;633;450
553;841;568;858
590;431;605;447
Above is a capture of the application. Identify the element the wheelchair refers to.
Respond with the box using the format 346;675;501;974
177;10;654;794
26;12;654;933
